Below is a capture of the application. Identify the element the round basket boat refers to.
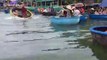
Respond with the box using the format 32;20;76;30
26;7;35;11
42;12;56;16
80;16;88;21
90;26;107;46
10;9;33;18
89;14;107;19
51;16;80;25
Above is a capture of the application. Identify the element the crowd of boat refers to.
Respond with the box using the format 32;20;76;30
0;1;106;19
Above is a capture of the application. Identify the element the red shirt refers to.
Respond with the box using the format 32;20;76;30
22;6;27;15
80;8;85;14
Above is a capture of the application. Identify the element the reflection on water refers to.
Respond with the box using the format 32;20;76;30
0;13;107;60
77;37;107;60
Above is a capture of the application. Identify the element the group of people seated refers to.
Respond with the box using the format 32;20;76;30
37;4;85;17
57;5;85;17
94;7;107;15
12;2;27;18
37;7;55;13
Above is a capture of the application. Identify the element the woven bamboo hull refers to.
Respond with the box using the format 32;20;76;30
90;26;107;46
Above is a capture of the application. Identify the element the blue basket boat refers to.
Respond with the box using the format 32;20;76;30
4;9;10;14
90;26;107;46
42;12;56;16
89;14;107;19
51;16;80;25
80;16;88;21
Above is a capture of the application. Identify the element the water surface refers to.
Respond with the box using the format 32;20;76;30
0;12;107;60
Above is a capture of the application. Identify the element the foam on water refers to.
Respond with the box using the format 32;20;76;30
5;16;29;20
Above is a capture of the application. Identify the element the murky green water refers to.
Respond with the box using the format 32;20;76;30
0;12;107;60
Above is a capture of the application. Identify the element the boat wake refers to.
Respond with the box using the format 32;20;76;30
5;16;29;20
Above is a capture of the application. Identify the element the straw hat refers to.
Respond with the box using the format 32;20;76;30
91;8;94;10
66;5;72;10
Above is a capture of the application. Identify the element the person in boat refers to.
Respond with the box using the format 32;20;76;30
90;8;95;14
43;8;48;13
12;6;23;17
102;8;107;15
66;5;74;17
73;7;82;17
61;6;67;17
3;1;8;7
57;6;69;17
94;10;99;15
50;7;55;12
12;7;19;16
47;7;51;13
12;2;28;18
39;8;44;13
57;5;74;17
20;2;27;18
50;7;56;15
78;7;85;15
